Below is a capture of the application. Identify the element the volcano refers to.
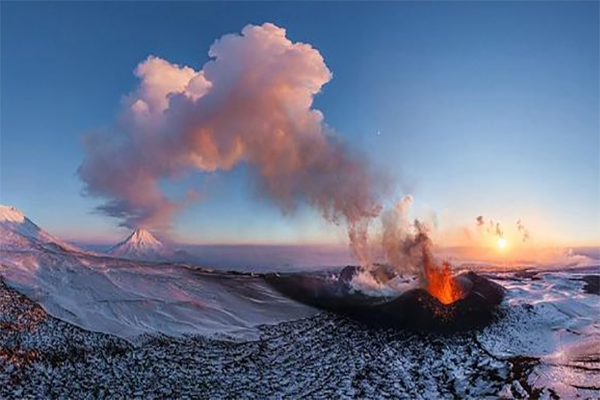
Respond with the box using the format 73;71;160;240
108;228;173;261
265;266;505;332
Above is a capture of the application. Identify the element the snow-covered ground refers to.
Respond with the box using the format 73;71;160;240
0;206;316;340
0;249;317;341
480;268;600;398
1;273;598;399
1;204;599;397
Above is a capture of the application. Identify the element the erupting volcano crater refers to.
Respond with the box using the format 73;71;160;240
265;266;505;332
425;261;465;305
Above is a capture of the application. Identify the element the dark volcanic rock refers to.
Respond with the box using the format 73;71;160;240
513;270;540;280
580;275;600;295
265;270;505;332
381;271;506;331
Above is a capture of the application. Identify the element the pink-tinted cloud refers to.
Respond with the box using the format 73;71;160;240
79;23;385;257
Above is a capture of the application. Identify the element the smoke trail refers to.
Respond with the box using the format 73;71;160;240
380;196;441;283
381;196;419;275
479;218;503;238
516;218;530;242
477;215;533;242
78;23;385;261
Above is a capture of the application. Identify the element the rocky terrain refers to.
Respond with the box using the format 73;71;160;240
4;276;597;399
1;206;598;398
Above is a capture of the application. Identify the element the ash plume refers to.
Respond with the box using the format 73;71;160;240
381;196;420;275
493;222;503;237
476;216;485;227
475;215;533;245
78;23;385;261
480;218;503;238
476;216;505;238
516;218;530;242
380;196;444;284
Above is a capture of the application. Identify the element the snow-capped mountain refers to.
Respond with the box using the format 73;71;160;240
108;228;173;261
0;204;311;341
0;204;79;252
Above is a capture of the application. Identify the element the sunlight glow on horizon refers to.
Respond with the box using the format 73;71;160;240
1;2;598;248
497;237;508;251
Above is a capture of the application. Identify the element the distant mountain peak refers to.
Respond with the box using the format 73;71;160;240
108;227;172;261
127;228;162;247
0;204;79;252
0;205;26;223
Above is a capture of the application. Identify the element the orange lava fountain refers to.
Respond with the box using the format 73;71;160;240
425;261;464;305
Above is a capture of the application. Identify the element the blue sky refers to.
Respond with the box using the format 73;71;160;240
1;1;598;246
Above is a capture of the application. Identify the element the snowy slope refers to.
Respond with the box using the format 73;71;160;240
0;206;316;340
108;228;173;261
1;203;599;397
0;205;79;252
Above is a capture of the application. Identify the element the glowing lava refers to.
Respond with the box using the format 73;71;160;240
425;261;464;305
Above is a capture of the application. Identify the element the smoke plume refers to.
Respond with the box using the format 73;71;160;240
476;216;504;238
380;196;439;282
78;23;384;261
516;218;530;242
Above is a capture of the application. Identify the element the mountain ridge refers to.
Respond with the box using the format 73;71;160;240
0;204;80;252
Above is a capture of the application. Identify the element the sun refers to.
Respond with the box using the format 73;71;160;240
497;237;508;250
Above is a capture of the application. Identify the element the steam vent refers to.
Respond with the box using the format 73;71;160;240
265;267;506;332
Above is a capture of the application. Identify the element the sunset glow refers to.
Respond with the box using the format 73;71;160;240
497;237;508;250
1;3;598;398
